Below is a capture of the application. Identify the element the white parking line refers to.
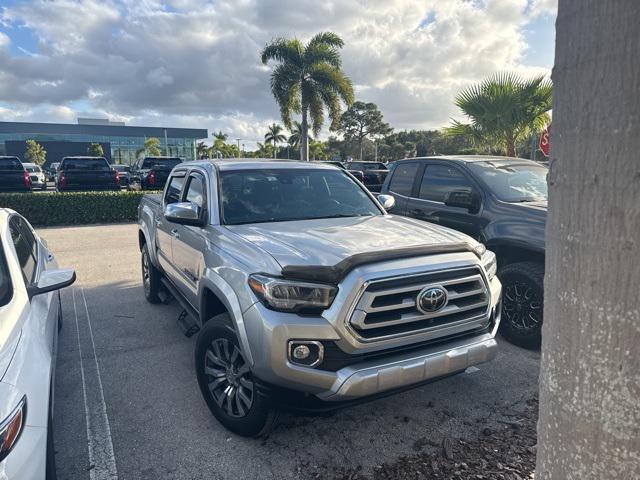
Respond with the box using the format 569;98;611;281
72;287;118;480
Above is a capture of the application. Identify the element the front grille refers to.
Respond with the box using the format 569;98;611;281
348;266;490;340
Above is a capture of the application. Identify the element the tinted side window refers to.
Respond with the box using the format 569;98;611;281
165;175;185;205
419;165;474;202
9;216;38;284
185;173;206;209
0;244;12;307
389;163;419;196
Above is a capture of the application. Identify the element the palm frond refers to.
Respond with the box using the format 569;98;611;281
261;38;303;66
307;32;345;50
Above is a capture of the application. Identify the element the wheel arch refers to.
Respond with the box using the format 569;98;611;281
486;240;545;270
198;272;254;366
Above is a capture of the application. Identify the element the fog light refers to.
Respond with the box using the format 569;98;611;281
293;345;311;360
288;341;324;368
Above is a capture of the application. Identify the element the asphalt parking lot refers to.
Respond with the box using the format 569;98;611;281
39;223;540;480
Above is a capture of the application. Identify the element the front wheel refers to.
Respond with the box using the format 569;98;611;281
498;261;544;349
195;315;277;437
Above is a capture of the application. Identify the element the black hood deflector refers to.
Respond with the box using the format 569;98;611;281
280;243;478;284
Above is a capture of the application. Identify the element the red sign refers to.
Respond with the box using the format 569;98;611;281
539;124;551;157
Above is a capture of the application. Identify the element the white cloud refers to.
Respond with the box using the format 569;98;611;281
0;0;554;143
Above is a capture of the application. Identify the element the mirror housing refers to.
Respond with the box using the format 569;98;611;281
164;202;205;226
28;268;76;299
444;190;479;212
377;194;396;211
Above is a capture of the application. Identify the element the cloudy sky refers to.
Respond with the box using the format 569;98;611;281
0;0;556;146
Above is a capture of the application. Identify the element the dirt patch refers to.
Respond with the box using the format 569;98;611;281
315;396;538;480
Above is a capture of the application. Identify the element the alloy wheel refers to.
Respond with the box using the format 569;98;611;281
142;251;150;295
204;339;254;418
503;281;542;331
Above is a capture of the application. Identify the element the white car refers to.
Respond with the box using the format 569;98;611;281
22;163;47;190
0;209;75;479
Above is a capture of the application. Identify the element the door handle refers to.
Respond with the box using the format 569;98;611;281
170;229;180;239
155;218;162;226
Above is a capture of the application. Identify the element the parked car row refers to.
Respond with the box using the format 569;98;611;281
0;155;188;193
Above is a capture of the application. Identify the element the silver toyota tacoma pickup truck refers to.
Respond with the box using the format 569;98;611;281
138;159;502;436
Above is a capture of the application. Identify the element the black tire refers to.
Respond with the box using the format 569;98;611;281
498;261;544;349
195;315;277;437
141;243;162;304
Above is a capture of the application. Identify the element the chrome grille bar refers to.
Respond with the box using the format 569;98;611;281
348;266;491;341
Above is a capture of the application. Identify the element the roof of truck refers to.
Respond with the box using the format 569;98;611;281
181;159;339;171
394;155;542;165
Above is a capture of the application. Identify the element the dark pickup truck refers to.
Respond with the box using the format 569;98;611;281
381;155;547;348
345;161;389;192
0;156;31;192
56;156;120;192
130;156;183;190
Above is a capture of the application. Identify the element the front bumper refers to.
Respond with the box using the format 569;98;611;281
243;294;501;402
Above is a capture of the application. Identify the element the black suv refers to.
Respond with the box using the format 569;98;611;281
381;156;547;348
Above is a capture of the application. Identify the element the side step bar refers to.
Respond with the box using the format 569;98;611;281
160;278;201;338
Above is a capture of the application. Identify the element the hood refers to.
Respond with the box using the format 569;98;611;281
226;214;478;272
514;200;547;212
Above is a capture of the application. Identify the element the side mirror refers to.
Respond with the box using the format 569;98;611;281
444;190;479;212
377;194;396;211
28;268;76;299
164;202;205;226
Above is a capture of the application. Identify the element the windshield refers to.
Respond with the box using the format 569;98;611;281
0;158;23;170
220;169;382;225
142;158;182;169
468;162;548;202
61;158;110;170
25;165;41;173
113;165;130;172
349;162;387;171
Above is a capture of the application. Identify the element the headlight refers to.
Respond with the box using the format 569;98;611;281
482;250;497;281
0;396;26;463
248;274;338;313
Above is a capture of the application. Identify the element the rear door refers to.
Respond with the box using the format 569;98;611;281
405;162;484;238
172;169;209;307
155;172;186;281
383;161;420;215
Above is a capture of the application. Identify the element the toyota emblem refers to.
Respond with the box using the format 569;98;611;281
417;286;448;313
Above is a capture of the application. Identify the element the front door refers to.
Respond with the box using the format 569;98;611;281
172;171;208;308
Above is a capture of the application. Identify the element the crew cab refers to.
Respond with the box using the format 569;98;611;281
130;156;183;190
55;156;120;192
138;159;502;436
345;161;389;192
381;156;547;348
0;156;31;193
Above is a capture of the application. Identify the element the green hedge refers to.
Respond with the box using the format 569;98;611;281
0;191;161;226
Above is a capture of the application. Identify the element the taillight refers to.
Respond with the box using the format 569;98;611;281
147;170;156;186
114;171;120;186
23;171;31;189
59;172;66;189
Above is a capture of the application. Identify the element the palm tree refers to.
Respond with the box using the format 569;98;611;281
264;123;287;158
445;72;552;156
212;130;228;142
261;32;354;161
196;141;209;159
287;121;313;150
